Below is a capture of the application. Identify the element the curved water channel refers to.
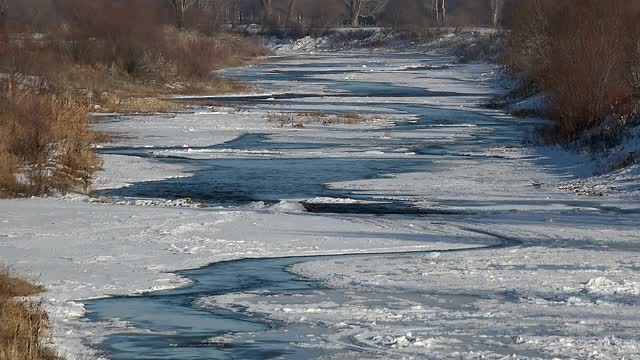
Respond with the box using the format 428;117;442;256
86;238;520;359
85;53;540;359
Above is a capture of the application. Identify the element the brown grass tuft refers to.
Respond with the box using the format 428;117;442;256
0;150;23;198
0;269;56;360
0;271;43;298
0;95;103;197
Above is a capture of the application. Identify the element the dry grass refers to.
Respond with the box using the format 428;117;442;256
267;112;376;128
0;95;103;197
0;270;56;360
326;112;373;125
0;271;42;298
0;24;269;114
0;151;22;198
46;64;248;114
3;37;259;114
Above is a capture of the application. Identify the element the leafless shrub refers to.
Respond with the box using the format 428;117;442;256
625;37;640;98
0;96;102;197
508;0;640;142
0;0;272;199
162;30;271;80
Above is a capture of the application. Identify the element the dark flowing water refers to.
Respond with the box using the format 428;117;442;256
86;240;520;359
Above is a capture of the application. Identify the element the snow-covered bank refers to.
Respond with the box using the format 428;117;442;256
485;38;640;202
500;90;640;200
265;28;503;61
557;124;640;199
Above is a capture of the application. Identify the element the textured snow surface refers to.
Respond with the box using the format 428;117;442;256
557;125;640;199
508;93;547;114
210;209;640;359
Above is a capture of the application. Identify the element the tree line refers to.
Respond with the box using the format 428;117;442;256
172;0;508;30
1;0;509;34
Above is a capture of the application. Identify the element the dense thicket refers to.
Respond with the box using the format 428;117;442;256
507;0;640;142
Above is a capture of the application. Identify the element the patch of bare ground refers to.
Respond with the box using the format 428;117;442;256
267;112;379;128
0;269;56;360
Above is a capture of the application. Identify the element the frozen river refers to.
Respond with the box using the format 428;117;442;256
87;53;542;358
5;52;637;360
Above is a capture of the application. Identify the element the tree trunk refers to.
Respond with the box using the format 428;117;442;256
261;0;273;19
491;0;502;27
433;0;439;25
433;0;445;25
287;0;297;22
440;0;446;25
176;3;185;29
168;0;187;29
228;0;239;29
351;0;360;27
0;0;6;29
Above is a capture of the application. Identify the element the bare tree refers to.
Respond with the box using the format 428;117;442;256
223;0;240;28
491;0;503;27
305;0;344;32
0;0;6;27
432;0;446;25
343;0;388;27
344;0;362;27
287;0;298;22
166;0;200;29
259;0;273;19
